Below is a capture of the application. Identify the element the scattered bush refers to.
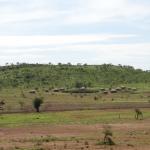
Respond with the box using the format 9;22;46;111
33;97;43;112
100;125;115;145
94;96;98;101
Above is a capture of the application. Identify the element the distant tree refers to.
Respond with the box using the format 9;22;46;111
33;97;43;112
16;62;20;65
77;63;82;66
1;63;150;88
75;81;84;88
94;96;98;101
58;63;62;66
67;62;72;66
0;100;5;111
87;82;92;87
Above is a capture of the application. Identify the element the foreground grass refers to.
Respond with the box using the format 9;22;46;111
0;109;150;127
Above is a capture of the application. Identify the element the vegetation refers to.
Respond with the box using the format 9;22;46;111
0;109;149;127
102;125;115;145
0;63;150;89
0;63;149;149
0;100;5;110
33;97;43;112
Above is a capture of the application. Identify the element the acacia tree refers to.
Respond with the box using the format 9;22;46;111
33;97;43;112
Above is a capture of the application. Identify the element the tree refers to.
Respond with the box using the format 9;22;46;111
0;100;5;111
75;81;84;88
33;97;43;112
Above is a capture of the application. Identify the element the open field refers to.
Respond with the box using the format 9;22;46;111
0;86;150;113
0;109;150;127
0;85;150;149
0;109;150;150
0;0;150;148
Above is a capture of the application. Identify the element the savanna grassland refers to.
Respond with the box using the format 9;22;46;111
0;109;150;150
0;64;150;150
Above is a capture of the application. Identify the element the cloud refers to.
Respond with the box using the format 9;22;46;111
0;34;135;48
0;0;150;25
0;0;149;69
0;0;61;24
0;42;150;69
64;0;150;24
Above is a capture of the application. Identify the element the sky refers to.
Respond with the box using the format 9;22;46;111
0;0;150;70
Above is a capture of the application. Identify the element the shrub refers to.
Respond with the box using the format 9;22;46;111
94;96;98;101
102;125;115;145
33;97;43;112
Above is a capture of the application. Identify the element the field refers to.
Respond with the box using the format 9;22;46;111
0;109;150;149
0;0;150;148
0;85;150;113
0;86;150;150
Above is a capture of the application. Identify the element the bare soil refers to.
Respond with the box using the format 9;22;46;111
0;120;150;150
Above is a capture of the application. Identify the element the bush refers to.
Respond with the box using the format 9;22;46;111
102;125;115;145
33;97;43;112
94;96;98;101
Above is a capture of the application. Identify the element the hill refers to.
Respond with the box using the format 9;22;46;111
0;63;150;89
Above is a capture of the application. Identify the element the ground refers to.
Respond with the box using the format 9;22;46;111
0;122;150;150
0;109;150;150
0;87;150;113
0;86;150;150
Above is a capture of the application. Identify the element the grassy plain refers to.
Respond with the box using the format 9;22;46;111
0;83;150;112
0;109;149;127
0;84;150;149
0;109;150;149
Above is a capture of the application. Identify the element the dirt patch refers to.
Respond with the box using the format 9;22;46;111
0;121;150;149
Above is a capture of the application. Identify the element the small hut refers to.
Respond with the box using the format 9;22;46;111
110;89;117;93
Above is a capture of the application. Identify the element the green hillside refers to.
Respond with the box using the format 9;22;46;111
0;63;150;89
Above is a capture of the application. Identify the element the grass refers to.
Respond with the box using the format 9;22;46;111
0;83;150;150
0;109;150;127
0;86;150;112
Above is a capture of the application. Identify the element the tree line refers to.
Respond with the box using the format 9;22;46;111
0;63;149;89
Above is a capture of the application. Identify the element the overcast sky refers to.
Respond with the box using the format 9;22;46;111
0;0;150;69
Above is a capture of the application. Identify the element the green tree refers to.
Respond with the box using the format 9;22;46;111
33;97;43;112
